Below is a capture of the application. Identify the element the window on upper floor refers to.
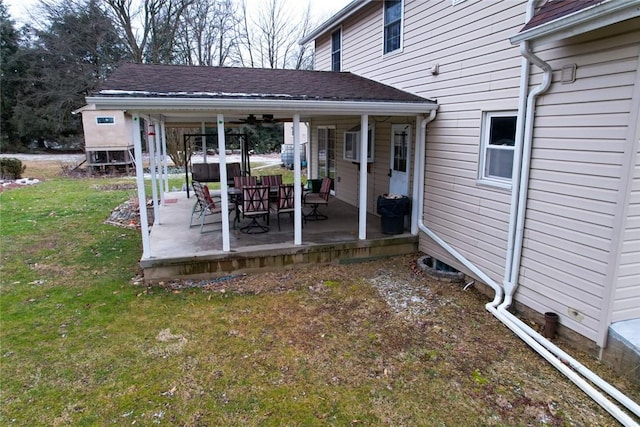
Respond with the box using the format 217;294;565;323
479;111;517;188
383;0;402;54
331;29;342;71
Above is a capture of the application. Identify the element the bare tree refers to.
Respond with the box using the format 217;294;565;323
175;0;237;66
105;0;193;64
234;0;315;69
233;0;255;67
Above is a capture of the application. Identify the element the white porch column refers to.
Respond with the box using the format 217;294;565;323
201;121;207;163
153;118;165;206
217;114;231;252
293;114;303;245
411;115;424;235
160;119;169;193
305;122;311;180
132;114;151;258
358;114;369;240
147;119;160;224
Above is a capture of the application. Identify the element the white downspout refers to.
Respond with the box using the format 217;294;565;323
496;1;640;418
414;102;639;424
503;12;533;289
504;39;551;294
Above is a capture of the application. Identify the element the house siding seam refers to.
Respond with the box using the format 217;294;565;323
517;20;640;344
612;53;640;324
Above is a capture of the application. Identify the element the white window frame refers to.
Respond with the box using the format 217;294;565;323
317;125;336;180
343;124;374;162
383;0;403;55
478;111;517;189
331;28;342;72
96;116;116;125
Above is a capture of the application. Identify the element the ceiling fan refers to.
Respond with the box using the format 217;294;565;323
229;114;287;126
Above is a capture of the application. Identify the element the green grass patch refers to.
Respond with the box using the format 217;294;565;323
1;173;637;426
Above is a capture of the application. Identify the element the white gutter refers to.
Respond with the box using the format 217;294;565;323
85;96;436;117
414;55;639;424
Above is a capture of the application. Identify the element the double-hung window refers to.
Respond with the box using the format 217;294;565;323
479;111;517;187
331;29;341;72
383;0;402;54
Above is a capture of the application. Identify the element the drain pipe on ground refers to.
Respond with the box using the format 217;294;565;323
498;20;640;421
415;104;639;427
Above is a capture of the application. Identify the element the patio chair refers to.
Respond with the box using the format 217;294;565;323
233;175;257;189
239;185;270;234
261;174;282;188
270;184;295;231
190;181;230;233
303;177;331;221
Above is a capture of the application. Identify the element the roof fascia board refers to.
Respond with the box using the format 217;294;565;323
299;0;371;45
510;0;640;45
85;96;437;116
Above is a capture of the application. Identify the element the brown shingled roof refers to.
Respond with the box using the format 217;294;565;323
97;63;433;104
520;0;604;32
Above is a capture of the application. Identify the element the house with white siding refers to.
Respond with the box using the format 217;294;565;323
301;0;640;384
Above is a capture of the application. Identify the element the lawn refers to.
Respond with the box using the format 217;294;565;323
1;160;638;426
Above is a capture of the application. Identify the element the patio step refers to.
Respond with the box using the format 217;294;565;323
141;235;418;282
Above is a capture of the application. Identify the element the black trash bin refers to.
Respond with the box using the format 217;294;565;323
377;194;410;234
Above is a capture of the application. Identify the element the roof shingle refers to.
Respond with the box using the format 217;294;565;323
520;0;604;32
97;63;433;104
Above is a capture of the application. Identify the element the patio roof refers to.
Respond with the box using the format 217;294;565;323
86;63;437;123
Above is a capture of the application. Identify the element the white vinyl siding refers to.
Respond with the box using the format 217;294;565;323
517;20;640;342
313;0;525;283
310;116;412;213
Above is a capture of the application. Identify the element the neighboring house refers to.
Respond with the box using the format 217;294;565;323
301;0;640;381
74;105;135;170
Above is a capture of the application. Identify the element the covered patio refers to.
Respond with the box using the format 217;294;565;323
85;64;437;281
142;191;418;281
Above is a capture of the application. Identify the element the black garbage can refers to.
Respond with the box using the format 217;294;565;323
377;194;410;234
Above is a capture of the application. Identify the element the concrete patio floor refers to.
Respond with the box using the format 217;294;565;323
140;191;418;281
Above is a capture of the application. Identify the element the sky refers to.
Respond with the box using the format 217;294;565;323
4;0;352;27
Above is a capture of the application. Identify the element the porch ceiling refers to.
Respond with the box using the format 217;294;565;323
85;63;437;123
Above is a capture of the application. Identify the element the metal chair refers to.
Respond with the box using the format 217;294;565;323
270;184;295;231
303;177;331;221
190;181;228;233
239;185;270;234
